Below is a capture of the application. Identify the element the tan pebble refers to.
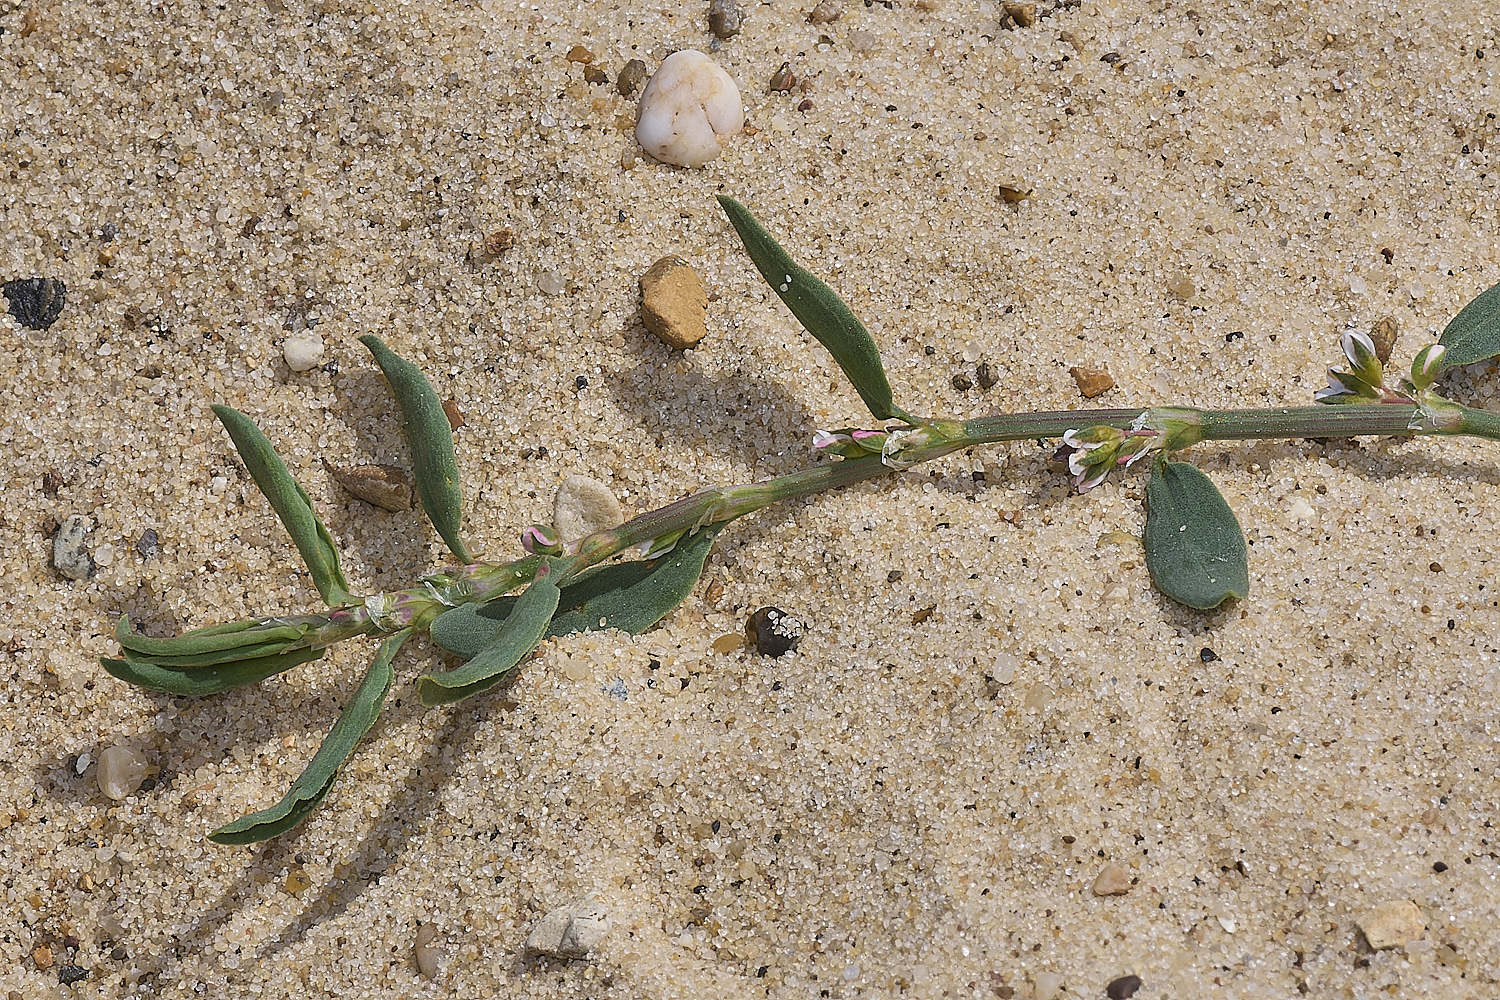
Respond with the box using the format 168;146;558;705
284;867;311;895
97;744;148;800
566;45;594;64
640;255;709;350
806;0;843;23
704;578;724;604
34;944;53;969
414;922;450;979
282;330;324;372
561;658;590;681
1369;315;1398;363
711;633;743;654
1167;274;1195;300
525;899;611;959
1023;683;1054;712
1070;366;1115;398
442;399;465;431
1002;2;1037;27
553;475;623;541
322;460;412;512
1092;863;1133;896
1356;899;1425;950
998;182;1032;203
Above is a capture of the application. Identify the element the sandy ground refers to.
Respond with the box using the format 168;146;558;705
3;1;1500;997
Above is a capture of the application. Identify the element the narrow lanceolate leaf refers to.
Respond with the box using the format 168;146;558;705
717;196;898;421
358;336;473;563
114;615;321;669
208;629;408;845
1143;461;1249;611
416;574;561;706
1438;279;1500;368
100;647;324;697
429;525;723;658
212;405;355;606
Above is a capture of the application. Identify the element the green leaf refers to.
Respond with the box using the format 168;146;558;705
114;615;320;668
211;405;355;606
416;573;561;706
100;646;324;696
358;336;473;563
1143;461;1249;610
429;525;723;658
208;630;408;845
1438;280;1500;368
717;196;899;421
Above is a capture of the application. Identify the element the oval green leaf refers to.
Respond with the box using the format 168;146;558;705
717;196;899;421
100;646;324;697
359;336;473;563
1438;279;1500;369
416;574;561;706
212;405;354;606
1143;460;1249;610
208;629;408;845
429;524;723;658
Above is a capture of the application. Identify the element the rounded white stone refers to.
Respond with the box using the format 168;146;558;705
283;330;324;372
97;745;149;800
635;50;743;168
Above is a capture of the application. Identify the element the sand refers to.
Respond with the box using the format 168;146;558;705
3;1;1499;997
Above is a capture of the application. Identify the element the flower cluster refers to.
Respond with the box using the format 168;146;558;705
1314;330;1449;405
1056;426;1156;493
812;427;888;458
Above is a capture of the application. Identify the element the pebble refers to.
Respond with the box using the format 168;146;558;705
34;944;53;969
414;922;450;979
975;362;998;390
1032;971;1062;1000
1023;683;1054;712
708;0;743;38
321;460;412;512
1369;314;1399;363
1356;899;1425;950
525;899;612;959
52;514;94;580
97;744;149;800
1091;864;1132;896
1167;274;1196;300
537;270;567;296
565;44;594;63
635;50;743;168
951;373;974;391
58;965;88;986
135;528;159;559
1002;2;1038;27
553;474;623;541
282;330;324;372
639;255;709;350
1069;366;1116;398
616;58;648;97
806;0;843;24
2;276;67;330
1106;974;1143;999
746;607;802;657
468;227;514;265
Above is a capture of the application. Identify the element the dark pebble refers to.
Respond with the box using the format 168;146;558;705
136;528;159;559
1106;974;1142;999
1100;51;1123;64
886;569;904;583
1433;861;1449;872
617;59;648;97
1199;647;1217;662
100;222;119;241
583;64;609;86
975;362;998;390
952;373;974;391
58;965;88;985
3;277;67;331
746;607;802;657
575;375;589;390
708;0;744;38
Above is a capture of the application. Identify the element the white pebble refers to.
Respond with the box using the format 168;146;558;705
414;922;450;979
97;745;149;800
525;899;612;959
554;475;623;541
635;50;743;168
282;331;324;372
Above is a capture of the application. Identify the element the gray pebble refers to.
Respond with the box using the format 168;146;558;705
616;58;647;97
2;277;67;331
708;0;743;38
52;514;94;580
525;899;612;959
135;528;159;559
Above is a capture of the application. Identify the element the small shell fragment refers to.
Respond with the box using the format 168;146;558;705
554;475;623;541
525;899;612;959
322;460;412;512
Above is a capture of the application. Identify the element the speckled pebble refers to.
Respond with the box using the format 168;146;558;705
96;745;149;801
282;330;324;372
640;255;709;350
2;276;66;331
708;0;743;39
134;528;159;559
747;606;802;657
553;474;622;541
51;514;93;580
1356;899;1425;950
525;899;611;959
616;58;647;97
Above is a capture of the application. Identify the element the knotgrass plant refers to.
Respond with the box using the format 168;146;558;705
102;196;1500;844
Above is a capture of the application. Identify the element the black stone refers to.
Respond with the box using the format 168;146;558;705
3;277;67;330
1106;975;1142;999
136;528;160;559
1199;647;1218;662
746;606;802;657
58;965;89;986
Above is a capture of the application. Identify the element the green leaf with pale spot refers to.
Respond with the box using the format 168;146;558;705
1143;460;1249;611
417;574;561;706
